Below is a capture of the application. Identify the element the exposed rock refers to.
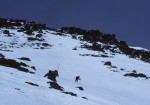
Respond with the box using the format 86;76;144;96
111;66;117;68
49;82;64;91
73;47;77;50
111;70;118;72
36;34;42;38
120;68;125;71
101;54;109;58
25;82;39;86
19;57;31;61
0;53;5;59
44;70;59;82
63;91;77;97
0;58;34;73
31;66;36;71
79;54;100;57
15;88;20;90
124;73;148;79
76;86;84;91
132;70;137;73
3;30;10;35
104;61;112;66
42;43;50;47
82;97;88;100
27;37;44;41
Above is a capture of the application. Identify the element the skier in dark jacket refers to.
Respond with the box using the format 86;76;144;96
75;76;81;82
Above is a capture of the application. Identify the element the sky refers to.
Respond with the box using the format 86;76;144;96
0;0;150;49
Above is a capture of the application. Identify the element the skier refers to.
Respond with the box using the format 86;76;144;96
75;76;81;82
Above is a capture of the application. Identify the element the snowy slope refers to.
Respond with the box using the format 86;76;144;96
0;27;150;105
130;46;149;51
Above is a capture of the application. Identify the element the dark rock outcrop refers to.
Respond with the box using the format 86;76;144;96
49;82;64;91
25;82;39;86
104;61;112;66
82;97;88;100
124;73;148;79
44;70;59;82
63;91;77;97
19;57;31;61
0;58;35;73
76;86;84;91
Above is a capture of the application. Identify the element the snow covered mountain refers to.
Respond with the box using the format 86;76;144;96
0;18;150;105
